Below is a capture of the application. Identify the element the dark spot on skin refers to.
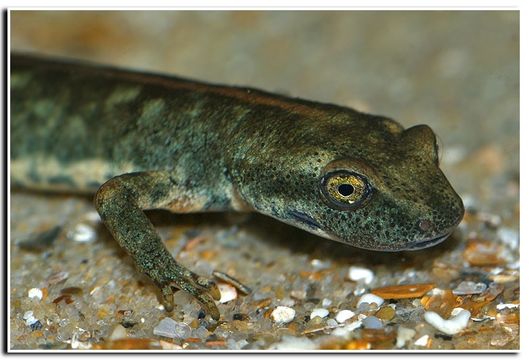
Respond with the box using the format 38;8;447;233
418;219;433;232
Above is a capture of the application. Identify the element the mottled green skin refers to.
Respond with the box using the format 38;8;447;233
11;53;464;318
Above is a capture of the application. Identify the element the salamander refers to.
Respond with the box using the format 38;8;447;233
10;53;465;320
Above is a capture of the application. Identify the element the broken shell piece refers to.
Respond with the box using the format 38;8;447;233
424;308;471;335
496;303;519;310
372;283;434;299
335;310;355;323
356;293;384;308
153;317;191;339
396;327;416;348
217;283;237;304
414;335;430;347
22;310;39;327
271;306;296;324
28;288;43;300
453;281;487;295
310;308;329;320
347;266;374;284
109;325;127;340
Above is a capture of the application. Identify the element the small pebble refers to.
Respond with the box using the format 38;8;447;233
396;327;416;348
47;271;69;285
375;305;395;321
345;320;362;331
217;283;237;304
176;322;193;338
290;290;307;300
28;288;43;300
326;318;338;327
461;194;477;212
310;308;329;320
335;310;355;323
331;327;351;338
414;334;430;347
348;266;374;284
280;298;295;307
310;259;331;270
67;223;96;243
353;287;366;296
29;320;43;331
362;315;383;329
109;324;127;340
424;308;471;335
153;317;191;339
497;227;519;250
356;293;384;308
271;306;296;324
84;211;102;223
453;281;487;295
322;298;332;307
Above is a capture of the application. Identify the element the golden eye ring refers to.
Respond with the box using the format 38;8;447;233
320;170;372;210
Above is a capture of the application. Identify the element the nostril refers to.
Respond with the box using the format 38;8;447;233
418;219;433;232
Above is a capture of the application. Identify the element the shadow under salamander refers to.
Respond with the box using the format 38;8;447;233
145;210;462;272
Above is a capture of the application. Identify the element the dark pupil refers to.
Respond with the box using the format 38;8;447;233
338;183;354;197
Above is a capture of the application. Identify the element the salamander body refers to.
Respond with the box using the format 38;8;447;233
11;54;464;319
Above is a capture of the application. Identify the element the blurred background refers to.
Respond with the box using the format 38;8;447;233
10;11;519;212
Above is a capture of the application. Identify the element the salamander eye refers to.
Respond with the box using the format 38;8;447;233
320;171;372;210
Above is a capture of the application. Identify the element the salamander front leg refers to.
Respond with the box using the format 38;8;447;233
94;171;221;320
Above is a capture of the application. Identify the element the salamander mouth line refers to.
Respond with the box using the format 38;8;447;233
405;231;452;250
288;210;322;230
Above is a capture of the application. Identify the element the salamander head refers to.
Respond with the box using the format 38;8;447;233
235;112;464;251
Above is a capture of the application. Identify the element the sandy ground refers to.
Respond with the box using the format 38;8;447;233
9;11;519;350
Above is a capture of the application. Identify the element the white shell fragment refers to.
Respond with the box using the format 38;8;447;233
356;293;384;308
424;308;471;335
348;266;374;284
496;303;519;310
217;283;238;304
28;288;43;300
453;281;487;295
67;223;96;243
335;310;355;323
22;310;39;326
396;327;416;348
310;308;329;320
271;306;296;324
414;334;430;346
